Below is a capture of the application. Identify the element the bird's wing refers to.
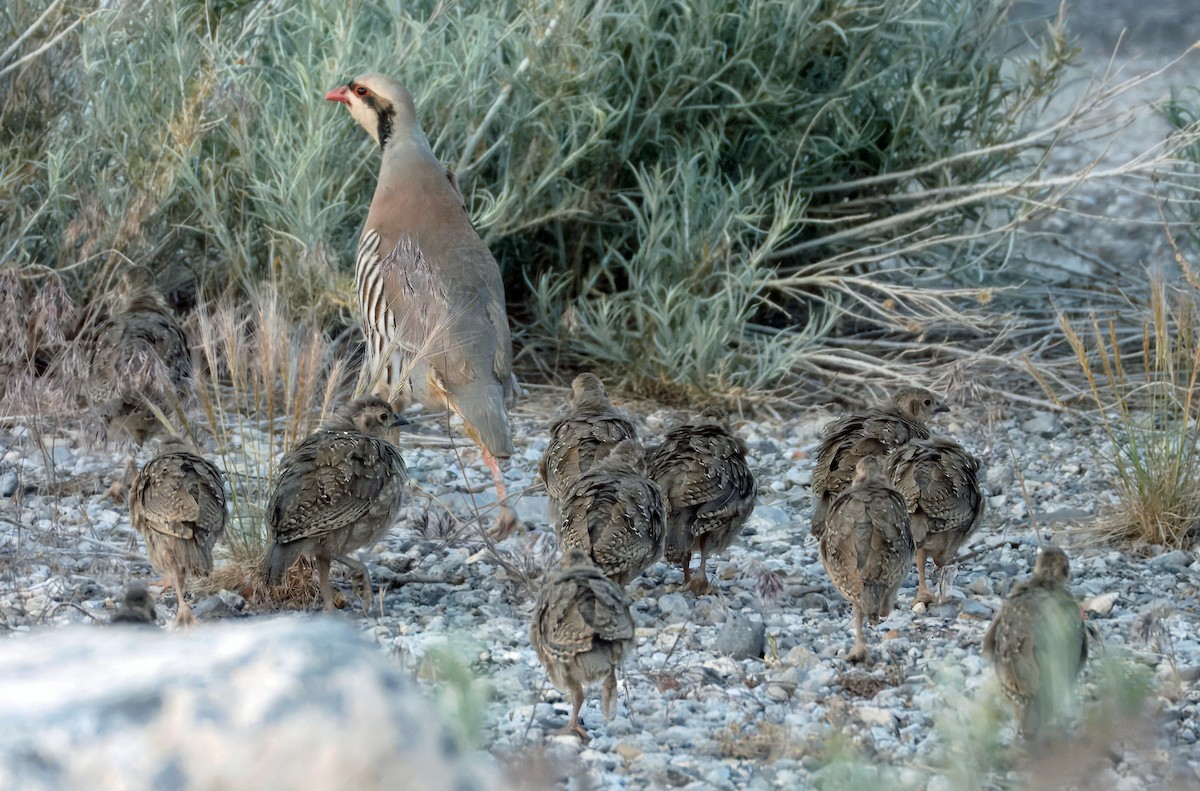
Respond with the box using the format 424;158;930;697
267;433;402;544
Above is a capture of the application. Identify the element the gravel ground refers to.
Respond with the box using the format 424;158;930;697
3;5;1199;789
2;388;1198;789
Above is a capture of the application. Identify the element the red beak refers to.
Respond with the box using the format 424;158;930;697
325;86;350;105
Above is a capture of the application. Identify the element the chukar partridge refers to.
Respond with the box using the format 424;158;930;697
110;580;158;626
645;407;756;595
530;549;636;742
557;438;664;585
887;436;984;605
85;267;191;498
983;546;1088;740
325;75;517;535
819;457;914;663
811;387;947;539
263;397;408;611
540;373;639;522
128;436;227;626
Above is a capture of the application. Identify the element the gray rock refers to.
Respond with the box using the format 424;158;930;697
1021;412;1058;438
716;612;765;659
0;471;17;497
966;575;993;596
985;462;1011;493
0;618;508;791
658;593;690;622
190;590;247;620
1150;550;1194;571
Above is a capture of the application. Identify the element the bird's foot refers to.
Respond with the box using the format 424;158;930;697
172;604;196;629
487;506;522;542
105;479;128;503
913;586;936;607
847;644;870;664
320;590;349;612
936;565;958;603
685;574;713;596
558;723;590;743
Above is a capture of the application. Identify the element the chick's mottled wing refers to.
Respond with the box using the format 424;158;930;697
579;574;636;642
534;577;595;663
268;431;406;544
130;457;201;540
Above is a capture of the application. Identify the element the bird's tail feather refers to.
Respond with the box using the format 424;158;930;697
263;540;299;587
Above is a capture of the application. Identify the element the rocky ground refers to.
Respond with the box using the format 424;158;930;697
4;4;1200;790
1;387;1199;789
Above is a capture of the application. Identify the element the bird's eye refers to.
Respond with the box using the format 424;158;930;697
355;85;369;97
924;399;931;406
379;411;389;422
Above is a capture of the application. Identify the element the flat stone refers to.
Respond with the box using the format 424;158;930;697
715;612;765;659
0;618;508;791
0;471;17;497
1151;550;1194;571
1021;413;1058;437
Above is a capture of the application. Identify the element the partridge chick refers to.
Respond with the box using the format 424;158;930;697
540;373;638;521
530;549;635;742
110;581;158;626
128;436;227;626
326;75;517;536
819;457;914;663
887;436;984;605
263;397;408;611
645;407;756;595
811;387;947;539
558;438;664;585
85;267;191;498
983;545;1088;741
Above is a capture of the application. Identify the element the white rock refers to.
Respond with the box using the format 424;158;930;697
0;619;509;791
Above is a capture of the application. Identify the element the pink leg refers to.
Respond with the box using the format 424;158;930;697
483;449;520;540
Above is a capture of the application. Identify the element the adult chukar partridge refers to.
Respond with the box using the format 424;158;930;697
811;387;947;540
326;74;517;536
129;435;227;626
263;397;408;612
982;545;1088;741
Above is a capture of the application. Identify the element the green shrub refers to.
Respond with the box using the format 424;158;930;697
2;0;1077;397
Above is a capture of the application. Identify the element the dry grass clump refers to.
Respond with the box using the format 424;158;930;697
1054;268;1200;548
190;283;349;575
0;263;78;414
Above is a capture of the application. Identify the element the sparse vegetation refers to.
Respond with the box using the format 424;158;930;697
1054;268;1200;547
9;0;1192;402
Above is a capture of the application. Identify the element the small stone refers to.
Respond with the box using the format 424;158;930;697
716;613;765;659
1082;591;1119;616
1021;413;1058;438
857;706;896;729
967;576;993;596
1151;550;1194;571
766;682;794;702
615;742;643;762
797;592;829;612
911;601;927;614
189;589;246;620
658;593;690;622
959;600;993;619
985;463;1011;493
0;471;17;497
